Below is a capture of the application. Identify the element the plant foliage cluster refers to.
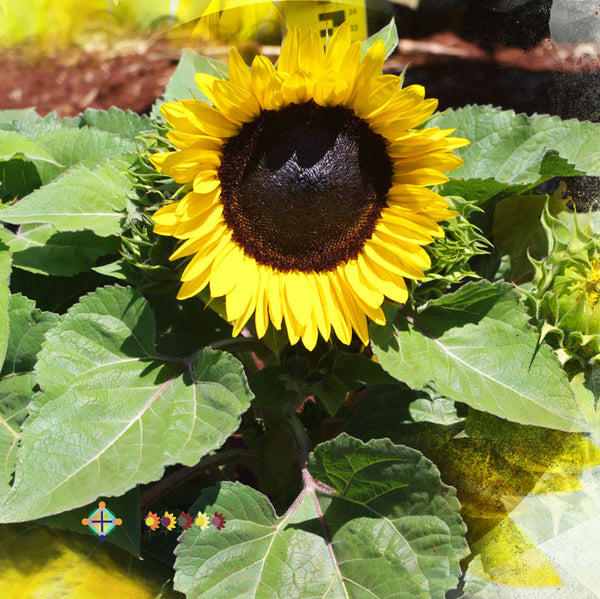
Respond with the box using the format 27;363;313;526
1;24;600;598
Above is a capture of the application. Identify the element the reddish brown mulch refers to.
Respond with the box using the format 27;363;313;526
0;45;178;117
1;33;599;121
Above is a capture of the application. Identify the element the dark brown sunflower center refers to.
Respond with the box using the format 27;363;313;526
218;100;393;272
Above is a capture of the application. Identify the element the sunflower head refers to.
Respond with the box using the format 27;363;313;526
150;23;468;350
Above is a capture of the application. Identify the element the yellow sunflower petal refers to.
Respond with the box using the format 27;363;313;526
181;100;241;138
210;244;244;297
226;258;259;323
267;272;283;330
227;47;252;90
254;268;270;339
358;254;409;305
325;21;352;71
149;24;467;351
307;273;331;342
343;260;384;310
278;27;300;74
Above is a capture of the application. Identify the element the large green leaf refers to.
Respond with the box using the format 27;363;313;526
0;242;11;372
0;159;42;199
33;127;137;183
370;280;586;431
0;285;253;522
78;107;154;139
174;435;468;599
0;295;56;498
166;50;228;98
2;225;119;276
0;373;34;498
0;157;134;236
0;130;60;165
0;108;41;127
1;294;58;377
153;50;229;119
431;106;600;203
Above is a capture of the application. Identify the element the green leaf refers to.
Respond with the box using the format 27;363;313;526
78;108;154;140
149;293;232;359
361;17;398;59
370;280;586;431
0;108;41;127
431;106;600;203
0;294;57;497
0;373;33;497
314;374;348;416
0;285;253;522
154;49;229;119
0;159;42;199
3;225;119;276
33;127;137;184
174;435;468;599
0;130;60;166
332;352;397;389
0;157;134;236
1;294;58;376
0;242;11;371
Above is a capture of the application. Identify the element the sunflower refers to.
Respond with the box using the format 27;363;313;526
150;23;468;350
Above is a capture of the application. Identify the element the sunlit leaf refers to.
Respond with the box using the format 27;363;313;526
0;156;134;236
0;241;11;370
0;285;253;522
431;106;600;203
79;107;154;139
2;225;119;276
174;435;468;599
371;280;586;431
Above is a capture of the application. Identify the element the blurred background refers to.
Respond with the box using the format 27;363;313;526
0;0;599;121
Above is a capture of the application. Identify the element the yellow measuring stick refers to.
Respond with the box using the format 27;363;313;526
281;1;368;42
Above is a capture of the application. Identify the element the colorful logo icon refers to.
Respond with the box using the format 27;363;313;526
144;509;226;533
81;501;122;541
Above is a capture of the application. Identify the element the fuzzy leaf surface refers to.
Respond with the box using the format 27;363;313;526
0;130;59;165
431;106;600;203
0;285;253;522
370;280;585;431
0;294;57;497
154;49;229;118
32;126;137;183
174;435;467;599
0;157;133;236
78;107;154;139
0;242;10;371
2;225;119;276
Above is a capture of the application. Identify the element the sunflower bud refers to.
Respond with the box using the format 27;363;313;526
528;200;600;364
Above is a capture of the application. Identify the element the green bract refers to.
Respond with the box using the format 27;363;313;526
527;200;600;365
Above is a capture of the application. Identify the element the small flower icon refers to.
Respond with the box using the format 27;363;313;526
211;512;226;530
195;511;210;530
161;511;177;531
178;511;193;531
144;511;160;531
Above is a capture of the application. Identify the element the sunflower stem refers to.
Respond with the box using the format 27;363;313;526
209;336;274;361
284;412;312;467
139;449;257;513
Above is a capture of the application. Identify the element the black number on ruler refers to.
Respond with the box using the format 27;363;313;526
318;10;346;38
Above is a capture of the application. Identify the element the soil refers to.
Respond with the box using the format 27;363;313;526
1;31;599;122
